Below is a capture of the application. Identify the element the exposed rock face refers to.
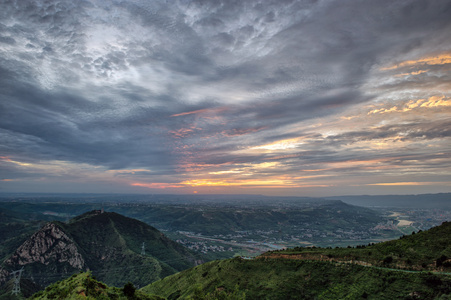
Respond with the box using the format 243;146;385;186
6;222;85;269
0;211;198;290
3;222;85;271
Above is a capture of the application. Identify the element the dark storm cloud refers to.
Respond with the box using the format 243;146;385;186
0;76;174;171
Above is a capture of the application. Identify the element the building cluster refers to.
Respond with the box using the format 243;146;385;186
176;239;229;254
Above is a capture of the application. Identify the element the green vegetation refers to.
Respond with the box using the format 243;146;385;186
119;200;383;236
143;257;451;299
1;200;451;299
30;272;163;299
61;211;199;284
267;221;451;271
1;211;199;293
0;198;387;241
142;222;451;299
0;198;394;260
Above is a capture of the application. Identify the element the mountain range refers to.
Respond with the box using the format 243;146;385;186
2;209;451;299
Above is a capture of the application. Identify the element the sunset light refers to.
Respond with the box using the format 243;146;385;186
0;0;449;196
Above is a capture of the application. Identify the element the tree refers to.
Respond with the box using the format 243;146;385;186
383;256;393;265
123;282;136;298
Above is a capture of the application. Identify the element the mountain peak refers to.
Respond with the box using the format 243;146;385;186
5;222;85;269
0;211;199;291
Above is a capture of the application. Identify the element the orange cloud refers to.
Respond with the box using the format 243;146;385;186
0;156;32;166
367;96;451;115
179;178;299;187
381;53;451;70
169;126;202;138
131;182;183;189
394;70;429;77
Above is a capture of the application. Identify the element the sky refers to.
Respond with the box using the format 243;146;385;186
0;0;450;197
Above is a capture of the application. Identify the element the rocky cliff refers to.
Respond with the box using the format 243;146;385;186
0;222;87;290
5;222;85;268
0;210;199;292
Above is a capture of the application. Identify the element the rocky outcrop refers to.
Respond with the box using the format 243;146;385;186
3;222;85;272
0;211;198;290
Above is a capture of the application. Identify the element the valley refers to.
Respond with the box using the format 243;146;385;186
1;193;450;259
0;193;450;298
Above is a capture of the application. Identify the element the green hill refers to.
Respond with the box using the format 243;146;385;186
142;257;451;299
62;211;200;283
142;222;451;299
264;221;451;271
30;272;163;300
0;211;200;294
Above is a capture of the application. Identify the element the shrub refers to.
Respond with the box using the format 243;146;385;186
123;282;136;298
383;256;393;265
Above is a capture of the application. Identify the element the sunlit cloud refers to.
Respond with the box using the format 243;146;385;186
394;70;429;77
381;53;451;70
250;138;304;151
368;96;451;115
131;182;184;189
179;178;299;188
1;1;451;196
1;156;32;167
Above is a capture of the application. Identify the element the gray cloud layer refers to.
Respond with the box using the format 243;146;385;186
1;0;450;194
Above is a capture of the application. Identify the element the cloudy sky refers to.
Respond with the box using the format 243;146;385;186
1;0;450;196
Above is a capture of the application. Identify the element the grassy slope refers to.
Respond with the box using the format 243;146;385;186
265;221;451;270
61;211;199;287
142;257;451;299
30;272;163;300
142;222;451;299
